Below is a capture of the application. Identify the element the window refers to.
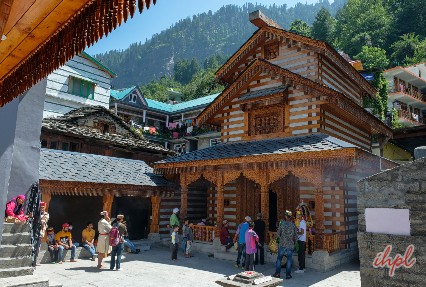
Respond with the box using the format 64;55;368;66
41;140;48;148
129;93;137;103
50;141;57;149
70;142;79;152
61;143;69;151
210;138;221;147
68;76;95;99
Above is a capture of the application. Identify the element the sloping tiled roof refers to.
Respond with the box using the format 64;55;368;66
239;86;288;101
111;86;137;100
145;93;220;114
39;149;169;186
157;133;355;164
42;106;172;154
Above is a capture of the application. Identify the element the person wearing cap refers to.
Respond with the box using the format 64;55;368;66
110;214;127;271
254;213;266;265
82;222;96;261
97;211;112;268
245;221;259;271
46;227;58;263
55;223;76;263
273;210;297;280
234;216;251;269
170;208;180;227
220;220;233;250
4;194;27;222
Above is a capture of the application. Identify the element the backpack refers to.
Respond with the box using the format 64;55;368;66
109;225;121;247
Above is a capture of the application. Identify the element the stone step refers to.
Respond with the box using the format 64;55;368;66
0;275;50;287
37;247;92;264
0;267;34;278
0;244;32;259
1;233;31;245
2;223;30;234
0;257;32;269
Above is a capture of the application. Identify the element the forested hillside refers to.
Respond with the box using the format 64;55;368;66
94;1;346;89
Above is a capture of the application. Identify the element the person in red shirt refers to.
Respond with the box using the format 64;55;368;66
220;220;233;251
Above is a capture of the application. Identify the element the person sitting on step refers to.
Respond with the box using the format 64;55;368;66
55;223;77;263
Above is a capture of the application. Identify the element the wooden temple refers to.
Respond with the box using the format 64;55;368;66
153;11;398;264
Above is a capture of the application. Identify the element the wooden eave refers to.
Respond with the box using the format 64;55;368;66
0;0;157;107
215;26;377;97
198;58;392;138
39;179;175;197
155;148;358;175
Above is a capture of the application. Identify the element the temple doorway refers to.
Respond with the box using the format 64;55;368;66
269;189;278;231
113;197;151;240
271;172;300;225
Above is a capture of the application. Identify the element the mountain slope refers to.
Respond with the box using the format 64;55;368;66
94;1;346;88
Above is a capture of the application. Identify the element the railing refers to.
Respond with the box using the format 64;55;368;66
391;86;426;103
398;110;422;123
267;231;341;254
26;183;42;267
192;225;215;242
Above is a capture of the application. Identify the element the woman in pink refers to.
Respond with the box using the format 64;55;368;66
4;195;27;222
245;221;259;271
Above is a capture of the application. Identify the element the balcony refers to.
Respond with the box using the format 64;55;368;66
389;86;426;108
397;109;424;127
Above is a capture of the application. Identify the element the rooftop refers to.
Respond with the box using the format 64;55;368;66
39;149;170;187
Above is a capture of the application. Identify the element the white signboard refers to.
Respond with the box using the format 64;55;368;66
365;208;410;236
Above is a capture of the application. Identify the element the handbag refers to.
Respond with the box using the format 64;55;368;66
268;238;278;254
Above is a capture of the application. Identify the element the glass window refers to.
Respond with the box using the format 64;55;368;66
70;142;79;152
50;141;57;149
61;143;69;151
68;77;95;99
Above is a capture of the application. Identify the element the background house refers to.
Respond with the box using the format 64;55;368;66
43;52;116;118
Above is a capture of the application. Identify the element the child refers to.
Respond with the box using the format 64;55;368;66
245;221;259;271
183;222;194;258
171;225;179;260
46;227;58;263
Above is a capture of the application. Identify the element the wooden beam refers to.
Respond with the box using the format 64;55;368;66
0;0;14;37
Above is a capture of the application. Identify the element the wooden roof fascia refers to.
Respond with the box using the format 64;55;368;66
198;58;392;138
215;26;376;97
0;0;13;37
154;148;358;174
0;0;157;108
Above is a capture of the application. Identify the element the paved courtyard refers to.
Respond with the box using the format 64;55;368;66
34;246;361;287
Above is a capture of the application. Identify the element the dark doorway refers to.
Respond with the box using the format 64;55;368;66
113;197;151;240
269;189;277;231
48;195;103;244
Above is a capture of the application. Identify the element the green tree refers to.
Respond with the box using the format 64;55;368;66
390;33;426;66
181;69;224;100
372;72;389;121
311;7;336;44
140;76;181;102
173;58;202;85
354;46;389;70
289;19;312;38
335;0;393;56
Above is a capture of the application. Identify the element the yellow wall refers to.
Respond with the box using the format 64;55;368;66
383;143;412;161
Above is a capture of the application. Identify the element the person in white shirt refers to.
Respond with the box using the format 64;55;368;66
295;211;306;273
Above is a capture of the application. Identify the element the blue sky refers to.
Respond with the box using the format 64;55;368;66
85;0;322;56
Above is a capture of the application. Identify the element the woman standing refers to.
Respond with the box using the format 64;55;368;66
97;211;112;269
245;221;259;271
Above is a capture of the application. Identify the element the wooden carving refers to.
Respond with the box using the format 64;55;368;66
314;188;325;250
264;42;279;60
268;168;289;185
102;194;114;216
249;107;283;136
223;171;242;186
180;186;188;219
215;185;225;237
291;167;322;188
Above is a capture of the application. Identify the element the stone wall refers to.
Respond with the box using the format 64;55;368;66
357;158;426;287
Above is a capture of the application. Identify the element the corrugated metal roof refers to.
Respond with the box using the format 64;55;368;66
39;149;170;186
110;86;137;100
157;133;355;163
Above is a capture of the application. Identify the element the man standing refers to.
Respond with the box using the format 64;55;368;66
110;214;127;271
170;208;180;227
39;202;49;239
82;222;96;261
294;211;306;273
273;210;297;280
234;216;250;269
97;211;112;269
254;213;265;265
4;194;27;222
55;223;77;263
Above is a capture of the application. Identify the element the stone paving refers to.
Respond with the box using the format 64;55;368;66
34;246;361;287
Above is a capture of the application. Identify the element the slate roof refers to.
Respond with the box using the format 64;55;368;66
39;149;170;186
42;106;172;154
158;133;356;164
239;85;288;101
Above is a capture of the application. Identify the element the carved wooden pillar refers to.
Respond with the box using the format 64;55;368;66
260;184;269;232
180;186;188;219
102;193;114;216
314;188;325;250
42;191;52;212
215;184;225;237
150;196;161;233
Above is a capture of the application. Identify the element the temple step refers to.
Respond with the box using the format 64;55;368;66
1;232;31;245
0;244;32;258
0;275;51;287
2;223;31;234
0;266;34;278
0;257;32;269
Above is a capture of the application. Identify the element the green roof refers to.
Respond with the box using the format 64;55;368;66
81;51;117;78
111;86;137;100
146;93;220;114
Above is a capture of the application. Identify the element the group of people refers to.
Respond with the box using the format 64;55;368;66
169;208;194;260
